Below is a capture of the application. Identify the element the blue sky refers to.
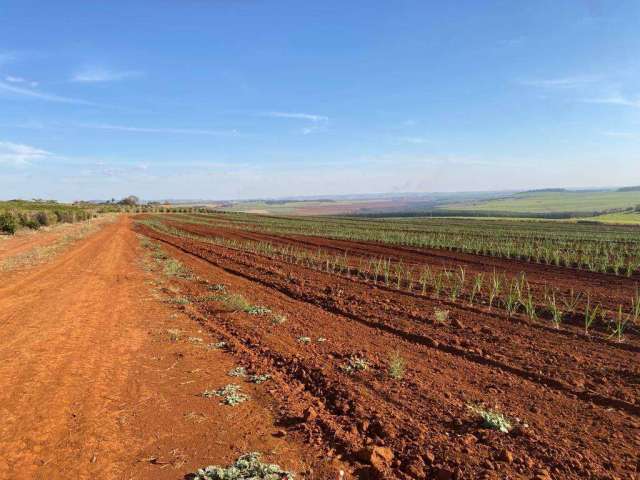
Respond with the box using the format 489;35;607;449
1;1;639;201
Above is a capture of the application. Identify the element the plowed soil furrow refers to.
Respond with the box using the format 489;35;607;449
140;223;640;408
137;222;640;479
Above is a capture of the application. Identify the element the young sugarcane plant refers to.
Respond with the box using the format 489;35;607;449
609;305;629;342
488;271;502;309
521;284;537;322
419;266;432;295
469;273;484;305
583;296;599;336
561;288;582;315
433;271;444;297
545;290;563;329
632;287;640;326
504;280;520;318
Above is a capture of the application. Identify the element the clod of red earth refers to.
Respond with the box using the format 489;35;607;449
452;318;465;329
434;467;455;480
497;448;514;464
303;406;318;422
357;446;394;477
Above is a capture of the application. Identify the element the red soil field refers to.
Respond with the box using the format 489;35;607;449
135;217;640;479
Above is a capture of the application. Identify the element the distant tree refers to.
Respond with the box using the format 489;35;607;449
119;195;140;206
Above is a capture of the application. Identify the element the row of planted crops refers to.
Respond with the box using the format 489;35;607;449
165;212;640;277
140;217;640;342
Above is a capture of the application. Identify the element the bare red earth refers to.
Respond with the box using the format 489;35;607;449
135;218;640;480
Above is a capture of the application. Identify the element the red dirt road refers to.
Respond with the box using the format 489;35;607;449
0;217;334;479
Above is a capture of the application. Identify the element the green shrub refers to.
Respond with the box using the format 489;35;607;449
0;212;18;234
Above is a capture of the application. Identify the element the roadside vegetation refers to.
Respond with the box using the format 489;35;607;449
0;200;98;234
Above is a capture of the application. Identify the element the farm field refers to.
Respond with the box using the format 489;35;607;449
441;189;640;215
134;212;640;479
1;211;638;479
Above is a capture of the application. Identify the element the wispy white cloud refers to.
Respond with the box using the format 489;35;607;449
0;141;51;165
5;75;38;87
78;123;239;136
71;66;142;83
519;75;603;89
0;81;102;106
262;111;329;122
582;94;640;108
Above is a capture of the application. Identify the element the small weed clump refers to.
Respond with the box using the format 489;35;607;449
208;341;228;350
388;351;406;380
297;336;311;344
166;296;190;305
163;258;191;278
433;308;450;325
246;305;272;316
228;366;247;377
222;293;253;312
467;404;513;433
221;294;271;315
166;328;181;342
340;356;369;374
202;384;249;406
271;314;287;325
248;373;272;384
194;452;294;480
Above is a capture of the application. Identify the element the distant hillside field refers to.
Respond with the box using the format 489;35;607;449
441;190;640;214
584;211;640;225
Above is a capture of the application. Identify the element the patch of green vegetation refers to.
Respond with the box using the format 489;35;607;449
246;305;272;315
194;452;294;480
442;190;640;214
228;366;247;377
166;296;190;305
202;384;249;406
0;200;98;234
388;351;406;380
583;211;640;225
248;373;271;384
270;314;287;325
340;355;369;374
162;257;192;278
467;404;513;433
